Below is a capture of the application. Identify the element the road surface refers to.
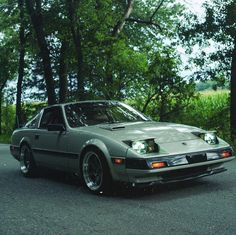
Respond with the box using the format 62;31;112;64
0;144;235;235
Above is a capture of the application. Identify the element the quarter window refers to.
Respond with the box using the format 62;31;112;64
25;113;41;129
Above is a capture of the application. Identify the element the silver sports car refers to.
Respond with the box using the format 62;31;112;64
10;101;235;193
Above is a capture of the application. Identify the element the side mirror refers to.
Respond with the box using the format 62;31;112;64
47;124;66;132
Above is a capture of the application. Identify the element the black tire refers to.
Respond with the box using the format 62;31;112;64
20;144;37;177
81;147;112;194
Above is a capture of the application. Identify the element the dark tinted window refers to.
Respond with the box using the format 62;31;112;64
65;102;149;127
39;107;65;129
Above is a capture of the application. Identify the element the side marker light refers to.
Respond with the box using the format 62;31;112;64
221;150;232;158
112;158;125;165
151;162;167;169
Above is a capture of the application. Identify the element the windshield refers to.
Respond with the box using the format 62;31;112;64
64;101;150;127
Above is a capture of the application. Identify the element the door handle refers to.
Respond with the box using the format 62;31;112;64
35;134;40;140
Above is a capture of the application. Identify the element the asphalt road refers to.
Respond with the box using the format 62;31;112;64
0;144;236;235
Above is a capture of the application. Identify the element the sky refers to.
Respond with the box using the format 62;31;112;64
181;0;206;14
176;0;208;78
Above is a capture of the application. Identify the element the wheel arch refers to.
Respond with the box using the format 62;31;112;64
19;137;32;149
80;139;110;165
79;139;114;177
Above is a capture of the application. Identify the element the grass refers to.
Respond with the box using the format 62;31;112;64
173;90;236;148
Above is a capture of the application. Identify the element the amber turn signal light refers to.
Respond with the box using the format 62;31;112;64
151;162;167;169
221;150;232;158
112;158;125;165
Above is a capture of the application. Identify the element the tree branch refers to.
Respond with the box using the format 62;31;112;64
150;0;165;21
112;0;134;36
126;0;164;31
126;18;162;31
142;93;157;113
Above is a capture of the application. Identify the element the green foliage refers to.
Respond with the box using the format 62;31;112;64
195;80;229;91
0;0;209;141
0;102;46;136
127;48;196;121
181;0;235;82
173;91;232;143
1;104;15;134
0;134;11;144
21;102;47;124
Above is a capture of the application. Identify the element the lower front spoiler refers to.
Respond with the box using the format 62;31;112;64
121;156;235;187
134;167;226;188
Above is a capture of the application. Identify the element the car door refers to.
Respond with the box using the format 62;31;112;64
32;106;69;170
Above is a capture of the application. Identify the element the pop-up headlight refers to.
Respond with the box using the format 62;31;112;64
192;131;219;145
202;132;219;145
124;139;159;154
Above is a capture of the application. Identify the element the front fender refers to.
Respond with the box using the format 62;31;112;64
19;136;32;148
80;138;128;182
81;138;110;160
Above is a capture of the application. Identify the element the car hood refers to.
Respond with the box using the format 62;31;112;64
79;121;202;144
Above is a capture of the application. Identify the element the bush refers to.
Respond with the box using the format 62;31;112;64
0;134;11;144
171;90;234;146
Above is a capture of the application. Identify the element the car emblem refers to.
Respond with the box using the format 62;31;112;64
182;142;187;145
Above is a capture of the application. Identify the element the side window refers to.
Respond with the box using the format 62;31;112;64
39;107;65;129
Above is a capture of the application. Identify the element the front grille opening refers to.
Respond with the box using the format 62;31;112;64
161;166;208;180
186;154;207;164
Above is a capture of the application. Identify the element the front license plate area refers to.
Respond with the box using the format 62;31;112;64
186;154;207;164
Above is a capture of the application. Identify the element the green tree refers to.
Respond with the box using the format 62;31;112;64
128;48;195;121
181;0;236;138
0;0;194;130
0;46;17;134
15;0;26;127
25;0;56;105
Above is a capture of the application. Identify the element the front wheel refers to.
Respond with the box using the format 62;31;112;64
81;148;112;194
20;145;37;177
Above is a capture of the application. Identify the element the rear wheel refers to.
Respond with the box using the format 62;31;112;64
20;145;37;177
81;148;112;194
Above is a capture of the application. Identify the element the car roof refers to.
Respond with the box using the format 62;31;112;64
44;100;120;109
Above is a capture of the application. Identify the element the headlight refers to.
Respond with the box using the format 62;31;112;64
202;132;219;145
124;139;159;154
132;140;149;154
192;131;219;145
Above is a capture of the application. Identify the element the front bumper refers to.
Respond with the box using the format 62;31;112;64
125;157;234;185
112;147;235;185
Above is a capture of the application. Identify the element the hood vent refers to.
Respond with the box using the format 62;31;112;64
99;125;125;131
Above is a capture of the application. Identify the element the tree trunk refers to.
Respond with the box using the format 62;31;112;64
230;36;236;139
25;0;56;105
67;0;85;100
15;0;26;128
59;41;67;103
75;31;85;100
142;93;156;113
